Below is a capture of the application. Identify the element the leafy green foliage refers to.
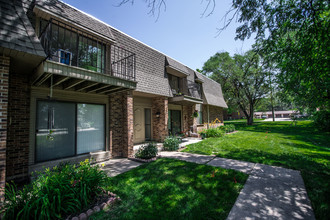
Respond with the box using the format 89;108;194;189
222;124;235;133
202;51;270;125
205;128;225;137
313;109;330;132
184;120;330;219
90;158;248;219
1;159;108;220
163;136;181;151
135;142;158;159
229;0;329;115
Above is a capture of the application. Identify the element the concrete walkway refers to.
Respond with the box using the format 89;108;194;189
101;158;142;177
159;151;315;220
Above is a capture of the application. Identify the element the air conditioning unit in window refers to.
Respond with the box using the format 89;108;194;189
54;49;72;65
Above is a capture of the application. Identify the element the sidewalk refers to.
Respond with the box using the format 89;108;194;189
159;151;315;220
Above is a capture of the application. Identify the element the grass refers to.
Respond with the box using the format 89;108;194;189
183;120;330;220
90;158;248;219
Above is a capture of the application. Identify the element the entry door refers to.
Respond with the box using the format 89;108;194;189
145;108;151;141
134;106;144;143
168;110;181;135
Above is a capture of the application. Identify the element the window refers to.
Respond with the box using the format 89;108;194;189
169;75;181;95
40;19;106;73
35;101;105;162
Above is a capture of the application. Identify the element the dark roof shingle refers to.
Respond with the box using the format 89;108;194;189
166;56;189;75
196;72;228;108
35;0;115;42
0;0;46;57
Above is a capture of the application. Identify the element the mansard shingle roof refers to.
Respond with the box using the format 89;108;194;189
196;72;228;108
35;0;115;42
0;0;46;57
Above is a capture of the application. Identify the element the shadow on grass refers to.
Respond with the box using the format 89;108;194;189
90;158;248;220
185;121;330;220
217;148;329;175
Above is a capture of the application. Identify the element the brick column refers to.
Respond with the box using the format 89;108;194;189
6;71;30;182
152;97;168;142
122;93;133;157
109;91;133;157
0;55;9;199
183;104;197;134
188;104;197;133
182;106;189;132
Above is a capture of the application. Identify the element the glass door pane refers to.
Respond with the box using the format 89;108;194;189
145;108;151;141
77;104;105;154
171;110;181;135
36;101;76;162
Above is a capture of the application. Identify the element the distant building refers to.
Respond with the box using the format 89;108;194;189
254;110;297;119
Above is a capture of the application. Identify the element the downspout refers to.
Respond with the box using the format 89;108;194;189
207;105;210;129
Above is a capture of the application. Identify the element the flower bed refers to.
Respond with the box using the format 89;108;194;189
1;159;109;220
66;191;121;220
128;156;160;163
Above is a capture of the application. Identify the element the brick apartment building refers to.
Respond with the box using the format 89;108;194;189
0;0;227;197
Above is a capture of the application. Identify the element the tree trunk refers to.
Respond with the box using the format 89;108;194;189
247;104;254;125
247;116;253;125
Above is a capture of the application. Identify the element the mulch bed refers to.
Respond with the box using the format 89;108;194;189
128;155;160;163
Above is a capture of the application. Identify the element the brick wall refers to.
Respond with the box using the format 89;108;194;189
188;104;197;133
122;93;133;157
152;97;168;142
182;104;197;134
0;55;9;199
202;105;224;124
109;91;133;157
182;106;189;132
6;70;30;182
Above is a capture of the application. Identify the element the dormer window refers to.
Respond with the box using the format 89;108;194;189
168;74;182;95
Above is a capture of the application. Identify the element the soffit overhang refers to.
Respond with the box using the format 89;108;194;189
169;95;203;105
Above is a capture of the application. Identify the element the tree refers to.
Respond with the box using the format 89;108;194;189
225;0;329;113
202;51;270;125
121;0;329;113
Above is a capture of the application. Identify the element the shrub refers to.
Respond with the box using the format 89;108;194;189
163;136;181;151
199;130;207;139
135;142;158;159
313;109;330;131
205;128;225;137
223;124;235;133
1;159;108;220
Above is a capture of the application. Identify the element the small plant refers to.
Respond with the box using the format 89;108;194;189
163;136;181;151
1;159;108;220
179;130;187;138
222;124;235;133
199;130;207;139
192;110;199;118
135;142;158;159
205;128;225;137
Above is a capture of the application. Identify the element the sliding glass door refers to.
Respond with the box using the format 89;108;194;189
36;101;76;162
35;101;105;163
77;104;105;154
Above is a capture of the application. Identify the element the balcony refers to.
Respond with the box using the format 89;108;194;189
170;78;203;105
33;19;136;94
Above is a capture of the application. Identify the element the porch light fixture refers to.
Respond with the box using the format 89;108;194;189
156;112;161;118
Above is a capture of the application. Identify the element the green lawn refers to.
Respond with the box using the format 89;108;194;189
90;158;247;220
183;120;330;220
